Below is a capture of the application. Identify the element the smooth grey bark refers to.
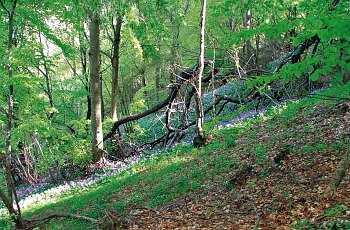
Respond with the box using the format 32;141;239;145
78;25;92;136
88;8;104;162
110;15;123;122
193;0;207;147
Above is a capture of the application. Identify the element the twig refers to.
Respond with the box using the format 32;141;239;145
240;199;259;228
134;206;160;214
133;213;182;221
263;92;279;106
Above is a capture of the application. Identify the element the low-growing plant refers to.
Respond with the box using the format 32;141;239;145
324;205;348;218
254;144;267;165
226;138;236;149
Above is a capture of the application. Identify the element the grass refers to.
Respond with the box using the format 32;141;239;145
1;82;350;229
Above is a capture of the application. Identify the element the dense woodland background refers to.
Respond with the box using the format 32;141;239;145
0;0;350;228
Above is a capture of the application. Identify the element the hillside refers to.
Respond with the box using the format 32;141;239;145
1;82;349;229
1;0;350;229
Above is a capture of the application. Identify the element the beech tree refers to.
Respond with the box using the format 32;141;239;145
193;0;207;147
88;3;104;162
0;0;23;228
109;14;123;122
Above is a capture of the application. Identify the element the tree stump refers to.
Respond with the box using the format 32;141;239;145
193;135;206;148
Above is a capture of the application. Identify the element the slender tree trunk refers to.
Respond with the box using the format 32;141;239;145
121;91;133;134
243;8;253;64
155;36;161;100
100;74;105;121
169;8;181;83
111;15;123;122
0;186;16;215
37;32;55;122
155;67;161;100
0;184;22;228
1;0;23;228
193;0;207;148
78;23;92;132
89;7;104;162
6;12;15;196
81;45;92;130
170;26;180;83
255;34;260;75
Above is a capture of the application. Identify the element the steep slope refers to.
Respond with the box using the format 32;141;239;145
126;84;350;229
1;83;349;229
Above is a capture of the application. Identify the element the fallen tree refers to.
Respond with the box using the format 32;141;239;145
273;35;320;73
103;62;215;142
140;88;259;149
104;0;341;150
104;32;323;151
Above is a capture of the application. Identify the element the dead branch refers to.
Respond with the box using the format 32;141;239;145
214;94;241;104
24;213;99;229
273;35;320;73
27;213;99;224
142;88;258;149
240;199;259;229
104;63;212;141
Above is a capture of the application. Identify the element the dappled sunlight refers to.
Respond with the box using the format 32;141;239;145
0;0;349;228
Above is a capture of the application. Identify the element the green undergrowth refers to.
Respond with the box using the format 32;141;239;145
1;82;350;229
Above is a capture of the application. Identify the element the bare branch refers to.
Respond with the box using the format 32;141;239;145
27;213;99;224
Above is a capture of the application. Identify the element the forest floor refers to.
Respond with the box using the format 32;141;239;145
128;104;350;229
126;88;350;229
1;83;350;229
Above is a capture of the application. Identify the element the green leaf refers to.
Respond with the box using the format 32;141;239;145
310;69;320;81
332;72;343;85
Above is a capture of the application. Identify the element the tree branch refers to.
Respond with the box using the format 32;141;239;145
273;35;320;73
0;0;10;17
27;213;99;224
104;63;212;141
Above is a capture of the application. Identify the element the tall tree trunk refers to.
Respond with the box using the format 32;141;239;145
243;8;253;64
169;8;181;83
89;7;104;162
155;36;161;100
255;34;260;75
0;183;22;228
38;32;55;122
110;15;123;122
77;21;92;137
193;0;207;148
1;0;23;228
100;74;105;122
83;50;92;136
